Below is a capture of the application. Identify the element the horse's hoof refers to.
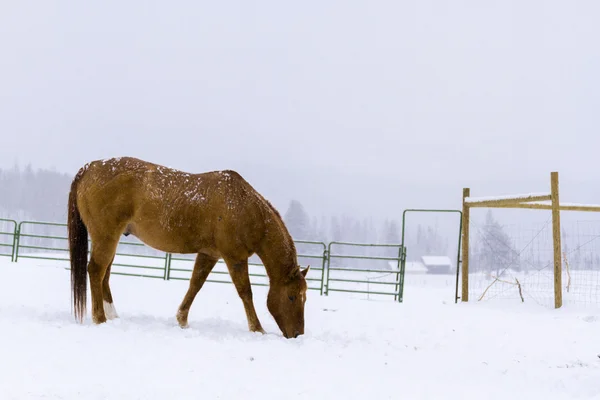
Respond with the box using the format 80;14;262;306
176;311;189;328
250;326;266;334
177;319;189;329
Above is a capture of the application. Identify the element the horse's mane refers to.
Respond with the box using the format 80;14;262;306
259;196;297;256
263;198;282;220
217;169;298;265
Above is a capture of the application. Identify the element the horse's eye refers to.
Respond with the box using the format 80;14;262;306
288;296;296;302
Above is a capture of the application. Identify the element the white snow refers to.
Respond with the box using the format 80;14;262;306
1;257;599;399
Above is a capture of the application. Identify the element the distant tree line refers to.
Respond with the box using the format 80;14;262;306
0;164;73;257
0;163;72;222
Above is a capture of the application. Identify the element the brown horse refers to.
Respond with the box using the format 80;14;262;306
67;157;309;338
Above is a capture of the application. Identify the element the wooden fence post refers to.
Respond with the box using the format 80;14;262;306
461;188;470;302
551;171;562;308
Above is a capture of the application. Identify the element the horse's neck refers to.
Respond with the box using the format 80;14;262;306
257;224;297;283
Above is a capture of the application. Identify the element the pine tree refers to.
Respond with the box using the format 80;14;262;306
386;220;400;244
283;200;312;259
479;210;520;276
283;200;311;240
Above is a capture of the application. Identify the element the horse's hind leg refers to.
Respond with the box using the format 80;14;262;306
223;257;265;334
176;253;219;328
102;255;118;320
88;236;119;324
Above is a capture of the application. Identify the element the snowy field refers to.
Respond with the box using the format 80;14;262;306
1;257;600;400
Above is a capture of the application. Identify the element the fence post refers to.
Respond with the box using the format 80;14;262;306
461;189;471;302
454;211;464;304
394;244;402;302
13;223;22;262
398;246;407;302
551;172;562;309
10;220;18;262
164;253;172;280
320;245;328;295
325;242;333;295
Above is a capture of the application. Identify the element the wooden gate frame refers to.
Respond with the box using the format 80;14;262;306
461;172;600;308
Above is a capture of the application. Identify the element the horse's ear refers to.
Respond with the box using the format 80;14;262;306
301;265;310;277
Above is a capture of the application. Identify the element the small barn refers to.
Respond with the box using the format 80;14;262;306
421;256;453;274
387;261;428;274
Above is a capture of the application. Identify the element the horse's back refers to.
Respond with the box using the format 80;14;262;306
75;158;148;233
74;157;272;256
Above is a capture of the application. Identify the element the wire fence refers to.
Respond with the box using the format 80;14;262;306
468;213;600;308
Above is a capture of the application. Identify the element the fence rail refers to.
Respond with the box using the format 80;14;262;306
3;220;408;302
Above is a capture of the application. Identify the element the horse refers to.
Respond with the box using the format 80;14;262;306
67;156;309;339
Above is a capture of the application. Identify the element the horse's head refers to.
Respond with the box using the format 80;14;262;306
267;265;310;339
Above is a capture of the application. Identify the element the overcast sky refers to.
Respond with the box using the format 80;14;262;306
1;1;599;220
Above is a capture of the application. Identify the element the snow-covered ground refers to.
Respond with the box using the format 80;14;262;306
1;257;599;400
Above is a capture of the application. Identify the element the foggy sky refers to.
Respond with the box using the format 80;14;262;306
1;1;599;221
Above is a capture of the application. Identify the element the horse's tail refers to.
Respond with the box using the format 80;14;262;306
68;167;89;323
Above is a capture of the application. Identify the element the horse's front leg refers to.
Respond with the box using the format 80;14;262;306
223;257;265;334
176;253;218;328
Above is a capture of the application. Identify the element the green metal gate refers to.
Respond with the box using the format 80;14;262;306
324;241;406;302
0;219;18;261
